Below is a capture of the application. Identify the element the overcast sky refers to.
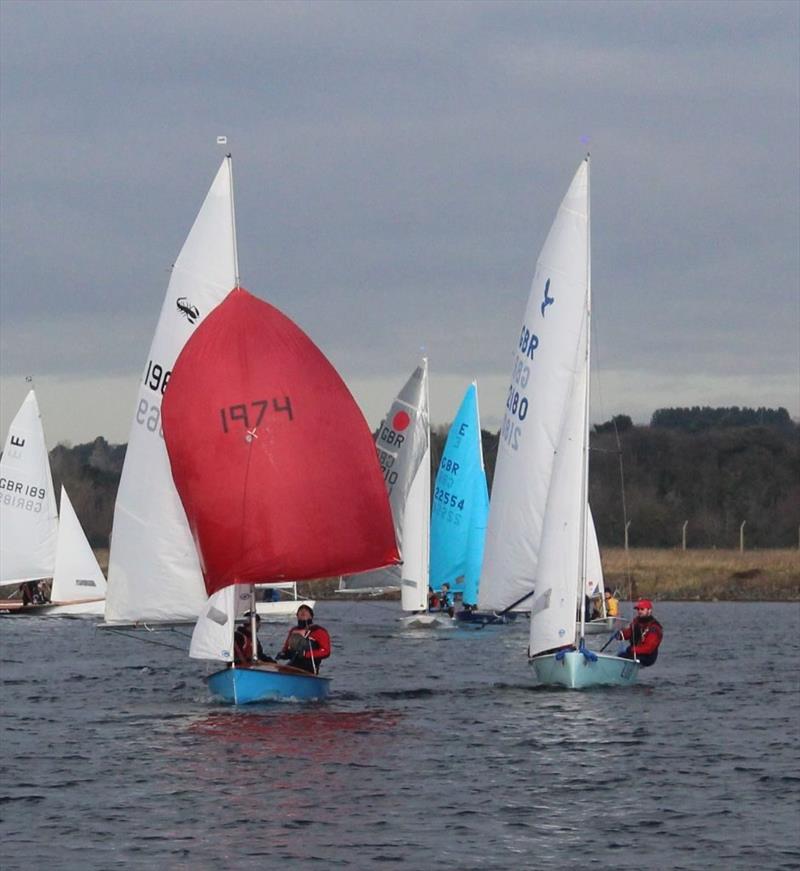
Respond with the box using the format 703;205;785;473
1;0;798;448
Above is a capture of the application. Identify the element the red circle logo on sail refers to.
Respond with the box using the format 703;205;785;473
392;411;411;431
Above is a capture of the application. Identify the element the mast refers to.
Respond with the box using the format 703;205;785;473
576;153;591;644
226;153;241;287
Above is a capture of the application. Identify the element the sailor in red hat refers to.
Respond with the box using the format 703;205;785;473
617;599;663;666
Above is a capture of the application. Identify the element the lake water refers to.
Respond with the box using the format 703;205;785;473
1;601;798;870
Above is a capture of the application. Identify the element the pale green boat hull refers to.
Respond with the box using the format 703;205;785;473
531;650;640;689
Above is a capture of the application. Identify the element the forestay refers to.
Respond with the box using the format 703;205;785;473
105;159;237;625
0;390;58;585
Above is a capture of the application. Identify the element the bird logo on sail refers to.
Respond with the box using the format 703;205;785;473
176;297;200;324
540;278;554;317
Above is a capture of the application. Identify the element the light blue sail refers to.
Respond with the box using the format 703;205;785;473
429;382;489;605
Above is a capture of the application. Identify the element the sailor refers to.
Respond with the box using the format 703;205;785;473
276;605;331;674
233;612;272;664
604;589;620;617
617;599;663;666
439;583;454;617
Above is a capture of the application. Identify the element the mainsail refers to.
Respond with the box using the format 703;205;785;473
479;160;590;640
0;390;58;585
429;381;489;606
105;159;237;624
340;360;430;613
51;487;107;603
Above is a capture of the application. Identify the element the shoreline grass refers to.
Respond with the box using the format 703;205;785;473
93;547;800;602
601;547;800;601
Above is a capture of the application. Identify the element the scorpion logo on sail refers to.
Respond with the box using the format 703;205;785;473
540;278;554;317
176;297;200;324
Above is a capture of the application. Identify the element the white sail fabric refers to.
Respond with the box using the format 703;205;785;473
479;160;589;616
585;506;604;599
51;487;107;603
528;336;587;655
0;390;58;584
190;585;254;661
399;436;430;612
189;585;238;661
105;159;237;624
341;360;429;605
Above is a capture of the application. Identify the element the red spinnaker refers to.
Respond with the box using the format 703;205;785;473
162;287;399;596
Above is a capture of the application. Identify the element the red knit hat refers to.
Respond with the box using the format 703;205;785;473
634;599;653;610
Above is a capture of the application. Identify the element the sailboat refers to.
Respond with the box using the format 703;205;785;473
105;158;238;627
427;382;497;627
163;287;399;703
254;582;314;620
339;361;445;628
583;509;622;634
478;157;639;689
46;486;108;615
104;155;398;703
0;390;106;616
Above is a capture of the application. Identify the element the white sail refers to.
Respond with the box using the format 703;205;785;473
51;486;107;603
105;159;237;624
585;505;604;599
340;360;429;610
189;585;239;661
479;160;589;618
399;431;430;612
0;390;58;584
528;335;587;654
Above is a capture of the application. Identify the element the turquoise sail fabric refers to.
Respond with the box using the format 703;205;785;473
429;382;489;605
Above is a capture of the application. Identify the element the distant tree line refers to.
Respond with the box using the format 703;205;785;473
650;406;794;432
47;406;799;550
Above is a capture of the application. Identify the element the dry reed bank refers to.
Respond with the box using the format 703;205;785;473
94;547;800;602
601;548;800;601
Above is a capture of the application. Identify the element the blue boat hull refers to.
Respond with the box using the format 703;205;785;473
207;664;331;704
531;650;639;689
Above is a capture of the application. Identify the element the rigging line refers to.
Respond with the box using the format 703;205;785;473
483;589;534;625
593;298;633;604
612;414;634;604
103;628;189;651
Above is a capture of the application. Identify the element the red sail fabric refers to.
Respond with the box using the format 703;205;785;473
162;287;399;597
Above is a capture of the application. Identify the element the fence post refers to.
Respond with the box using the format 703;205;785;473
739;520;746;553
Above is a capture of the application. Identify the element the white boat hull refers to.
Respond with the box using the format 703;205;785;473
255;598;315;620
0;598;105;617
583;616;623;635
400;612;455;629
531;649;639;689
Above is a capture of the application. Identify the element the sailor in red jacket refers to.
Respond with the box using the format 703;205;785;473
277;605;331;674
618;599;663;667
233;612;273;665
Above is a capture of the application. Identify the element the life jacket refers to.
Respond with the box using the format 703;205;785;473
281;624;331;673
623;616;663;664
234;627;258;663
